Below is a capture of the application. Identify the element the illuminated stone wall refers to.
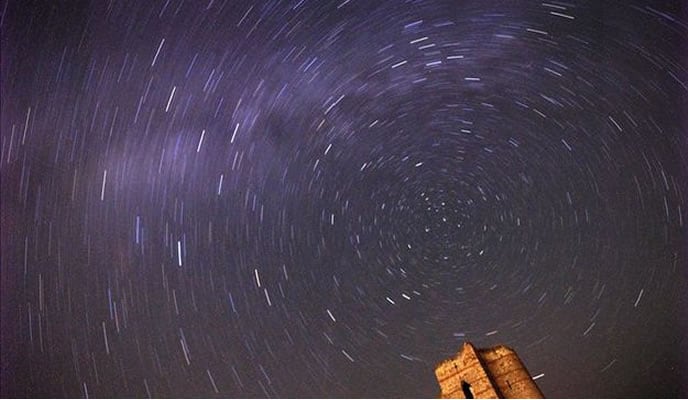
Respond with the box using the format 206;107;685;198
434;342;544;399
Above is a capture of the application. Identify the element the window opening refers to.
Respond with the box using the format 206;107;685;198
461;381;474;399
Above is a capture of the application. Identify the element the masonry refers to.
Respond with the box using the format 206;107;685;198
434;342;544;399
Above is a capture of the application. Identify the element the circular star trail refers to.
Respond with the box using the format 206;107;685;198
2;1;687;398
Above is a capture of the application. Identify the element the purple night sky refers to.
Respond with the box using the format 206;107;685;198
2;0;687;398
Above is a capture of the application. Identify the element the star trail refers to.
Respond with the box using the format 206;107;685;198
1;0;687;398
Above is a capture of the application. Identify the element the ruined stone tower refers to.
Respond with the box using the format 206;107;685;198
434;342;544;399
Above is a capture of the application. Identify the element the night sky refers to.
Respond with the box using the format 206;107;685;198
1;0;687;398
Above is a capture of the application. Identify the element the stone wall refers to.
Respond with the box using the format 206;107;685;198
434;342;543;399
